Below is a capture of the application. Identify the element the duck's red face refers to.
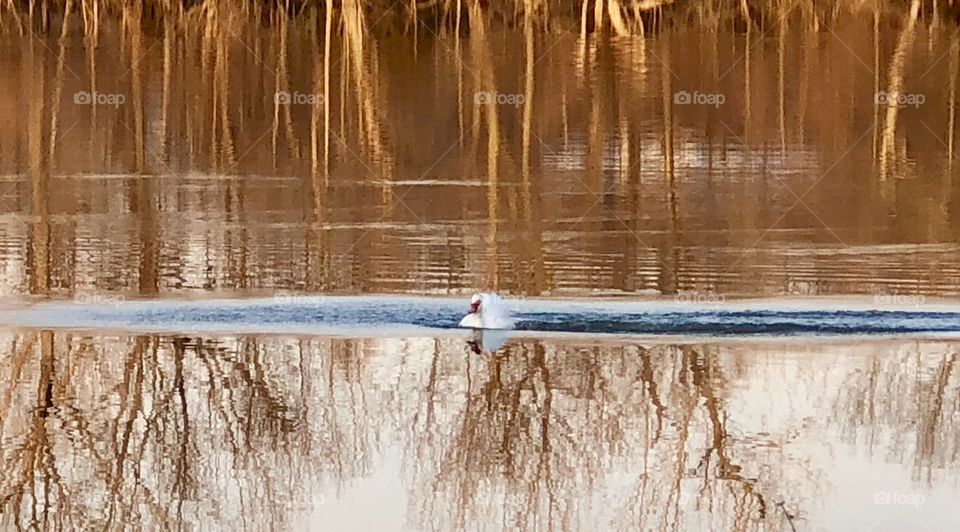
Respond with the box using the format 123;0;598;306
469;300;481;313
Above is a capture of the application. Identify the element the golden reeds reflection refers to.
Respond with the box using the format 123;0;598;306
2;17;959;297
0;331;958;530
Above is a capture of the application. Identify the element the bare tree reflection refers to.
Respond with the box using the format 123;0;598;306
1;333;959;529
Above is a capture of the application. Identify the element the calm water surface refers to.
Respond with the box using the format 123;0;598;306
0;13;959;532
2;331;959;531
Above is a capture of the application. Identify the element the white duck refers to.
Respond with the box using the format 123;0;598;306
458;292;514;329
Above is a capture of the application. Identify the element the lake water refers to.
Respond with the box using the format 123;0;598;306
1;11;959;532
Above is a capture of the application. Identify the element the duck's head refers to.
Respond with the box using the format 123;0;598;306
468;293;483;314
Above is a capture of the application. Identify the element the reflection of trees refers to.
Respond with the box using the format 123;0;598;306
2;18;960;296
834;346;960;483
0;332;360;530
408;341;806;531
1;334;959;529
405;339;960;531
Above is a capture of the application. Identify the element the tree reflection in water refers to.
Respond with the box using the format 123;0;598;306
0;332;957;530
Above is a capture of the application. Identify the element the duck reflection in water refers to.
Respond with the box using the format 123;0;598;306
467;329;512;354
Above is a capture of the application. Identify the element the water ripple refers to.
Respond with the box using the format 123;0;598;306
2;296;959;337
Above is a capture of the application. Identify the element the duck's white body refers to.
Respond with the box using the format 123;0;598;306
458;293;514;330
458;312;485;329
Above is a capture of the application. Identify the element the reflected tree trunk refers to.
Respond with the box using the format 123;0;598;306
27;40;50;297
948;33;958;176
467;0;501;290
878;0;921;182
137;177;159;295
47;0;72;163
659;40;677;295
126;0;145;172
520;10;545;294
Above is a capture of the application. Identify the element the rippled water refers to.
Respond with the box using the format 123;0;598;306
1;23;960;297
4;296;960;337
1;11;960;532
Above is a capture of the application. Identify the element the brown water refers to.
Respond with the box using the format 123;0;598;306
1;20;959;297
1;13;960;532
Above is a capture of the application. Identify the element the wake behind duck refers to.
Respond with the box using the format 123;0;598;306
3;294;960;337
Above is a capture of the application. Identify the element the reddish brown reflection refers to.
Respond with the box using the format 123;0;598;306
0;19;959;298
